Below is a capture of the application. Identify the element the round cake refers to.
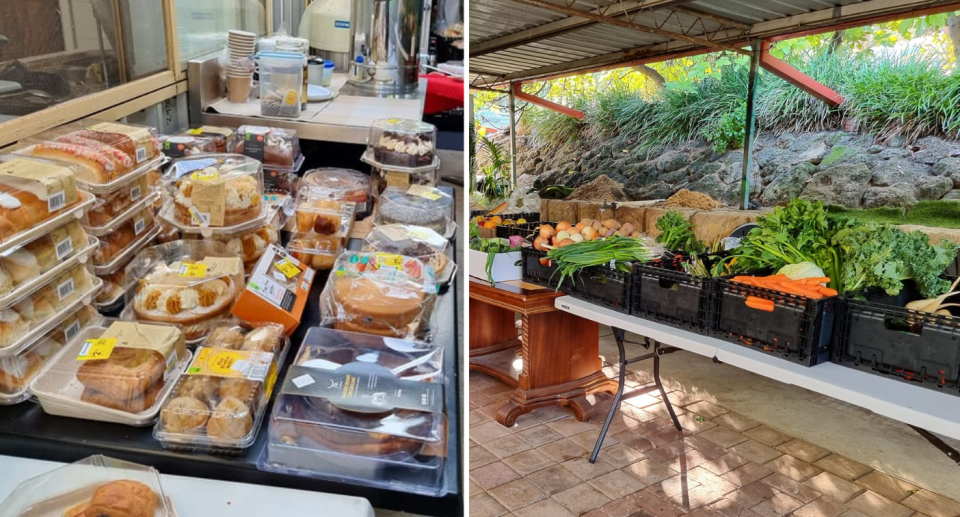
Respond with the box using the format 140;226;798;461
132;265;237;341
173;172;261;227
331;276;425;337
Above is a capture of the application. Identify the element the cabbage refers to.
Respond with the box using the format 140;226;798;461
778;262;825;280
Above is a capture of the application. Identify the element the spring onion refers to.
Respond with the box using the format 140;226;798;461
546;236;664;288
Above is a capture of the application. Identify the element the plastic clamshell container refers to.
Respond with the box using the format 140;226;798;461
89;205;158;268
374;187;456;239
0;235;98;311
0;263;103;358
15;120;164;193
367;118;437;168
154;322;290;454
0;455;173;517
161;154;265;235
0;220;96;307
361;149;440;197
182;206;282;270
29;320;191;426
287;201;356;271
229;126;301;168
257;52;305;118
159;134;219;159
363;224;456;286
95;267;128;312
319;251;438;340
184;125;236;153
260;327;446;496
299;168;372;214
0;304;103;405
82;173;156;228
124;240;245;343
0;154;94;252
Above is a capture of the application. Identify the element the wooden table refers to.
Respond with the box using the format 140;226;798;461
469;278;617;426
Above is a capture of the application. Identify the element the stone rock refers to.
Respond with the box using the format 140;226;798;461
878;147;912;161
913;136;951;165
626;180;673;201
761;162;816;205
916;176;953;200
933;158;960;187
862;185;917;208
943;190;960;200
798;141;828;165
869;161;924;187
818;145;858;168
800;163;872;208
659;168;688;185
657;151;690;173
688;174;726;201
867;145;884;154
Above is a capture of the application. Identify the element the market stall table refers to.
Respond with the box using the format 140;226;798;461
555;294;960;443
469;278;617;426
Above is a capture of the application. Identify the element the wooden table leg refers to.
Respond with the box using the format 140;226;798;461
469;296;518;352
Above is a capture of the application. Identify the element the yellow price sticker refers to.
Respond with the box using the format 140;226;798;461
377;253;403;271
191;170;219;181
206;350;247;376
275;259;301;279
77;338;116;361
284;91;299;106
179;262;208;278
407;185;442;201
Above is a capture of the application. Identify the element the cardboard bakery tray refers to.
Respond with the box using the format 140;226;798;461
82;187;161;236
258;327;446;496
92;225;161;276
0;191;96;257
0;307;105;406
153;323;291;454
0;269;103;359
0;455;174;517
0;235;99;310
29;322;193;427
361;149;440;174
157;201;274;238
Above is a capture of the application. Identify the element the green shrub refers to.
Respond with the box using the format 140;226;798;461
703;102;747;154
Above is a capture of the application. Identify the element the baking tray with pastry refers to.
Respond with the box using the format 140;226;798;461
360;149;441;198
182;206;282;275
0;155;97;255
362;224;457;288
159;153;270;238
154;321;290;454
0;455;174;517
319;251;438;341
28;320;192;427
286;191;357;271
259;327;447;496
0;263;103;359
121;240;245;344
373;186;457;240
12;119;167;195
0;220;98;308
0;305;104;406
299;168;373;216
229;125;301;170
368;119;437;169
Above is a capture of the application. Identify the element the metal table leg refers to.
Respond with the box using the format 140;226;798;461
589;326;682;463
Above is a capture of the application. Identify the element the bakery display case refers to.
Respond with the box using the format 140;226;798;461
0;455;172;517
260;327;446;496
374;186;456;238
363;224;457;287
154;322;289;454
29;320;191;426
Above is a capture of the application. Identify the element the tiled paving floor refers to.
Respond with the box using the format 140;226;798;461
468;369;960;517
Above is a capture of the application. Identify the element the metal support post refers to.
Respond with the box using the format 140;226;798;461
469;93;477;193
740;39;760;210
508;83;518;188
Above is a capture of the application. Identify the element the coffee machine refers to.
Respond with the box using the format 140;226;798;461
347;0;425;93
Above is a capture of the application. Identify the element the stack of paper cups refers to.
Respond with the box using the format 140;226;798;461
226;30;256;102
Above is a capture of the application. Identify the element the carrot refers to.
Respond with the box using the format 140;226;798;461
798;277;831;285
817;286;838;296
745;296;775;312
768;282;817;298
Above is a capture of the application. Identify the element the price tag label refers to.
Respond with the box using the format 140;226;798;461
77;338;116;361
189;206;211;226
179;262;208;278
376;253;403;271
191;170;219;181
57;278;75;301
274;259;301;279
407;185;442;201
64;319;81;341
130;184;142;202
55;237;73;260
284;91;299;106
134;217;146;236
48;190;66;212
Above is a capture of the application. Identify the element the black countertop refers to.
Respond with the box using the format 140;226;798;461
0;205;463;516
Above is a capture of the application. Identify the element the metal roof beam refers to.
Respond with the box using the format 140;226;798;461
502;0;751;55
514;83;586;118
752;0;960;40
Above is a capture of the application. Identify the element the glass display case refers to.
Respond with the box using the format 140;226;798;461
176;0;267;64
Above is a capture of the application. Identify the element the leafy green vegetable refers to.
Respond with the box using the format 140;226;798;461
470;237;521;284
546;236;663;289
655;211;706;254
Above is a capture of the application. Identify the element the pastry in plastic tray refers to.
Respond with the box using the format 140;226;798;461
186;125;236;153
83;174;152;227
0;220;89;295
91;208;156;267
370;119;436;168
184;209;280;270
363;224;452;281
53;304;101;344
0;155;81;243
156;219;181;244
374;186;453;235
371;163;439;196
0;335;62;398
97;268;126;306
0;456;171;517
320;251;436;339
166;154;263;227
127;241;244;341
300;168;371;213
287;201;355;271
159;134;219;158
230;125;300;167
0;264;96;349
262;328;445;494
154;322;287;451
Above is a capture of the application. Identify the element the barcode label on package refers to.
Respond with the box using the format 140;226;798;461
292;374;315;388
130;184;142;202
57;278;75;301
55;237;73;260
48;191;66;212
134;217;146;236
136;147;148;163
64;319;81;341
189;206;210;226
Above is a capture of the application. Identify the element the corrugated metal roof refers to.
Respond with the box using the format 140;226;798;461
469;0;957;85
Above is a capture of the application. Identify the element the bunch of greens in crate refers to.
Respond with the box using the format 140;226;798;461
470;234;524;284
655;211;707;254
546;236;664;288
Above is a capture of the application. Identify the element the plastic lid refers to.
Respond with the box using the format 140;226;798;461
364;224;449;263
370;118;436;136
163;154;264;231
300;168;371;201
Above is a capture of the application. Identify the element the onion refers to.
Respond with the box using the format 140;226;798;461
570;233;584;243
556;230;571;241
567;226;581;235
556;221;571;232
540;225;555;239
575;222;586;230
559;238;575;247
533;236;548;251
582;226;598;241
602;219;621;230
621;223;634;235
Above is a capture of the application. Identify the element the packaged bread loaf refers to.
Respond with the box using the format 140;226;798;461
0;220;92;297
0;155;82;244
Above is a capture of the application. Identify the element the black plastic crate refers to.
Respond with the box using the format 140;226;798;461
470;210;540;222
712;278;837;366
520;246;570;291
496;221;553;240
633;263;715;333
570;265;633;315
833;280;960;397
